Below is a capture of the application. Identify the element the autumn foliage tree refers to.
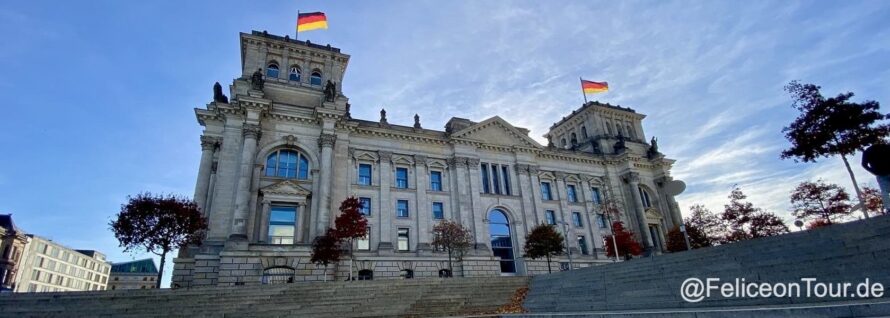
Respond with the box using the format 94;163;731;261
604;221;642;259
685;204;724;246
781;81;890;219
721;188;788;243
110;193;207;288
431;220;472;277
790;180;853;225
310;228;341;282
333;196;368;281
806;219;832;230
523;224;565;273
665;220;713;253
862;186;887;216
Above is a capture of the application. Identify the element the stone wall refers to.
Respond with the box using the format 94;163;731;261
524;215;890;312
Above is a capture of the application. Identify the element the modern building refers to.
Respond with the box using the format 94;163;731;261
14;235;110;292
0;214;29;292
172;30;682;287
109;258;159;290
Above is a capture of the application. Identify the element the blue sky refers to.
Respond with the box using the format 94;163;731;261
1;1;888;286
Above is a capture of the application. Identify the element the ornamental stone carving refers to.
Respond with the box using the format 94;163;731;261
527;165;540;174
413;155;427;165
466;158;481;166
283;134;298;146
554;172;567;180
378;151;393;162
514;164;530;174
448;157;468;168
200;135;219;150
318;133;337;148
623;172;641;184
242;123;261;139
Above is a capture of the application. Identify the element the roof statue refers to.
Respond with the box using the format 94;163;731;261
250;68;264;91
212;82;228;104
324;80;336;102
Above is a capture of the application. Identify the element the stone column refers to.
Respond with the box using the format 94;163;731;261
624;172;654;252
316;133;337;236
515;164;535;234
258;200;271;243
230;123;261;240
451;157;472;228
414;155;431;251
377;151;393;251
554;172;575;251
194;135;218;214
467;158;486;249
657;176;684;228
528;166;543;225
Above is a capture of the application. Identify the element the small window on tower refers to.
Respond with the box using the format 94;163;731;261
289;66;301;82
266;63;280;78
310;70;322;85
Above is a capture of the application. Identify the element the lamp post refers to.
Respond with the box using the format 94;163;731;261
557;221;573;270
680;224;691;251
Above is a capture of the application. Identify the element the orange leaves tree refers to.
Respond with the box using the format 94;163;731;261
110;193;207;288
790;180;853;225
431;220;472;277
523;224;564;273
604;221;642;259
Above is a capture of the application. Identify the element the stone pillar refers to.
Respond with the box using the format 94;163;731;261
451;157;472;228
467;158;487;249
194;135;218;214
316;133;337;236
414;155;431;251
515;164;535;234
258;200;271;243
230;123;261;240
554;172;575;251
528;166;543;225
657;176;684;228
624;172;654;252
377;151;393;251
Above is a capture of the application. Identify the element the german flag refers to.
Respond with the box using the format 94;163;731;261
581;80;608;94
297;12;328;32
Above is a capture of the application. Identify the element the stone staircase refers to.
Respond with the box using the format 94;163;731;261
521;214;890;316
0;276;528;318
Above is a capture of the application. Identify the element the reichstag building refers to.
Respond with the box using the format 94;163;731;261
172;30;682;287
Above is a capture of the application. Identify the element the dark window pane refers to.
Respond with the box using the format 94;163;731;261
492;165;501;195
480;164;490;193
502;166;511;195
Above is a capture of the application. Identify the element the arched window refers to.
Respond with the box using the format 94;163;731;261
570;133;578;145
262;266;295;284
638;186;653;208
289;66;301;82
560;138;567;147
358;269;373;281
266;63;280;78
489;209;515;273
626;124;635;139
438;269;452;278
310;70;322;85
399;269;414;279
581;126;588;139
265;149;310;179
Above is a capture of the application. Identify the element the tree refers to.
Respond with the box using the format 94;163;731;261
599;199;624;260
781;81;890;219
806;219;831;230
686;204;724;246
604;221;642;259
310;229;341;282
790;180;853;225
665;221;713;253
431;220;472;277
333;196;368;281
721;187;789;243
862;186;887;216
110;193;207;289
522;224;565;273
665;227;686;252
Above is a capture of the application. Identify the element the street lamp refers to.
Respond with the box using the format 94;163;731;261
680;224;691;251
556;221;573;270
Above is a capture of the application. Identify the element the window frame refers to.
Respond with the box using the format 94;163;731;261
429;170;443;191
357;163;373;185
395;167;409;189
359;197;371;216
288;66;301;82
396;200;409;218
397;228;410;251
541;182;553;200
578;235;589;255
567;184;578;203
310;70;323;86
266;62;280;78
268;205;298;245
591;187;602;205
432;202;444;220
545;210;556;225
265;149;310;180
572;212;583;228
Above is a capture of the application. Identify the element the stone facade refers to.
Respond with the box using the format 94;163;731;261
172;31;682;287
0;214;28;291
108;258;159;290
13;236;110;292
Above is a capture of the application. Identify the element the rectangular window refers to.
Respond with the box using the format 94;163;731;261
268;206;297;244
492;164;501;194
432;202;444;220
591;187;602;205
430;171;442;191
358;164;372;185
545;210;556;225
396;167;409;188
578;236;589;255
567;185;578;203
359;197;371;216
357;234;370;251
397;228;410;251
596;213;607;228
480;163;490;193
572;212;583;227
397;200;409;218
541;182;553;200
502;166;511;195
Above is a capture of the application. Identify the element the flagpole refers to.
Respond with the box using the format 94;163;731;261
295;10;300;41
580;77;588;104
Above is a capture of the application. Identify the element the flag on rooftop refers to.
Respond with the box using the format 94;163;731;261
581;79;609;94
297;12;328;32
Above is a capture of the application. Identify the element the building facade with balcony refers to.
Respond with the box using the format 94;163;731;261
172;30;683;287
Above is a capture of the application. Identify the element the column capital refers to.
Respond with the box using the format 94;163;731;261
449;156;468;168
514;164;530;174
200;135;220;150
318;133;337;148
623;172;641;184
242;123;261;139
466;157;480;166
413;154;427;165
378;150;393;162
527;165;540;175
554;171;568;180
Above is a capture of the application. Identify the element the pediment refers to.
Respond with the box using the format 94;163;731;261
261;180;312;197
645;208;662;220
450;116;542;148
